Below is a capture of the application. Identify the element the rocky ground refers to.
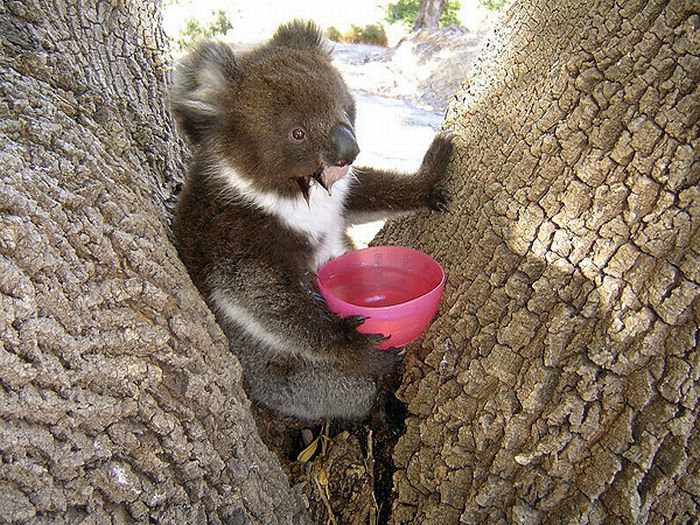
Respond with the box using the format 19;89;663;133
333;25;484;114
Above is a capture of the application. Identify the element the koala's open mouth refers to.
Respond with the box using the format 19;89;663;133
296;164;350;204
315;164;349;194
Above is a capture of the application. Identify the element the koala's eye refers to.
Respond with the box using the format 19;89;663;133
291;128;306;142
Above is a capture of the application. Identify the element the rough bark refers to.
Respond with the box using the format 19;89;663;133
379;0;700;523
0;1;308;523
413;0;447;32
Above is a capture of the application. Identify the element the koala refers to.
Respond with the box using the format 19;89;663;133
170;20;452;422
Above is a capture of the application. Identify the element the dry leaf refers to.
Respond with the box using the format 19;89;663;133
297;435;320;463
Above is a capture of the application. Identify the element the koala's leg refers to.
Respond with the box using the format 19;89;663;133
243;357;379;421
345;133;453;223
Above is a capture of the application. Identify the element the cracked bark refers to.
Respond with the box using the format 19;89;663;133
2;0;698;523
0;1;309;523
377;0;700;523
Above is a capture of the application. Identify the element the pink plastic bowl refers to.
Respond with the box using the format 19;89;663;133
317;246;446;349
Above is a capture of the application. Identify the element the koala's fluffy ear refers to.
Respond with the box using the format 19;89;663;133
270;20;331;56
170;41;238;144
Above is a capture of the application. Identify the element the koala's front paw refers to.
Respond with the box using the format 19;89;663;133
427;187;450;212
334;315;403;377
336;314;371;342
420;133;454;178
419;133;454;212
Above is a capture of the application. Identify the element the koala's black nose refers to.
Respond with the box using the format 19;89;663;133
330;123;360;167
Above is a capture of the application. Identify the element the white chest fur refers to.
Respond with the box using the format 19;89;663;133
219;164;351;269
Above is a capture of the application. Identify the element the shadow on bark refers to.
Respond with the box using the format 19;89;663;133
375;0;700;523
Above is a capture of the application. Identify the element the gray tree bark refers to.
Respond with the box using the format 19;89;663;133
413;0;447;32
378;0;700;523
0;1;308;523
2;0;698;524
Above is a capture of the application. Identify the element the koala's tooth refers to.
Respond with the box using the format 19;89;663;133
296;177;311;206
323;177;335;197
312;171;332;196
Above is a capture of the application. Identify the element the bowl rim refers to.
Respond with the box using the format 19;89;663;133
316;245;446;311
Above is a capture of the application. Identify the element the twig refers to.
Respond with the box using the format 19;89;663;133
314;471;337;525
365;429;380;525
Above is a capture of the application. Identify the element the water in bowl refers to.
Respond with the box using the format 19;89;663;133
322;267;436;308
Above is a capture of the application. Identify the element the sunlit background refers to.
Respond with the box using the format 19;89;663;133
163;0;505;47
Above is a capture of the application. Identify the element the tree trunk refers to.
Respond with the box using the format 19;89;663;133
413;0;447;32
0;1;308;523
379;0;700;523
3;0;698;523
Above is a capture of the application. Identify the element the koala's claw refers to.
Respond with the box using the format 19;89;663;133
383;345;402;357
310;291;326;304
333;320;400;376
345;315;368;328
367;333;391;347
428;187;450;212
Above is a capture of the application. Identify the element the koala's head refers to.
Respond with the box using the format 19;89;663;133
170;20;359;201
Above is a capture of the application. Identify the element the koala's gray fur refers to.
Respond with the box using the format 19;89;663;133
170;20;452;422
